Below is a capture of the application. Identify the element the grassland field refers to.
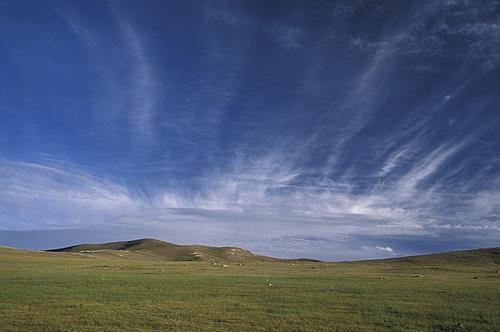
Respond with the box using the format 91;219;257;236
0;245;499;331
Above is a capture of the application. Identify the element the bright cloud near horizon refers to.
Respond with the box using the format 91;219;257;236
1;0;499;260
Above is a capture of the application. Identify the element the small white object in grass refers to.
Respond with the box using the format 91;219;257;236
268;283;272;286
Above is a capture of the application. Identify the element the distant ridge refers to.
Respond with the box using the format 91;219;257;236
47;238;281;262
1;239;495;263
377;246;500;265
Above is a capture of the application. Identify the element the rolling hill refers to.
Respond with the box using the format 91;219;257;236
47;238;276;262
382;247;500;265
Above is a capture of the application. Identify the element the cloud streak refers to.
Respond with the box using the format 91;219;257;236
110;3;159;143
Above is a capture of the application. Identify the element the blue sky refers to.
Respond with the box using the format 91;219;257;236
1;0;499;260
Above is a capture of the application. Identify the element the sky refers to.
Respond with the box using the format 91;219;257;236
0;0;499;261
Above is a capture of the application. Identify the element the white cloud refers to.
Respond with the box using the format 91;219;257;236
346;1;500;70
50;1;161;144
361;245;396;257
375;246;394;253
378;143;415;177
110;4;159;143
0;159;141;230
470;191;500;217
395;143;463;198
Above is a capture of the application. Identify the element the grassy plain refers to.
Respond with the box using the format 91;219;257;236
0;245;499;331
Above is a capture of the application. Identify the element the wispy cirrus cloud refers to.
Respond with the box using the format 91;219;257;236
0;159;140;230
110;3;160;144
347;0;500;70
50;0;161;144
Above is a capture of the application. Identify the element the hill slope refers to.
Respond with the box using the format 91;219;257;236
47;238;274;262
383;247;500;265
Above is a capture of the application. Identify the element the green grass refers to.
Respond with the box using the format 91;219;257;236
0;246;499;331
